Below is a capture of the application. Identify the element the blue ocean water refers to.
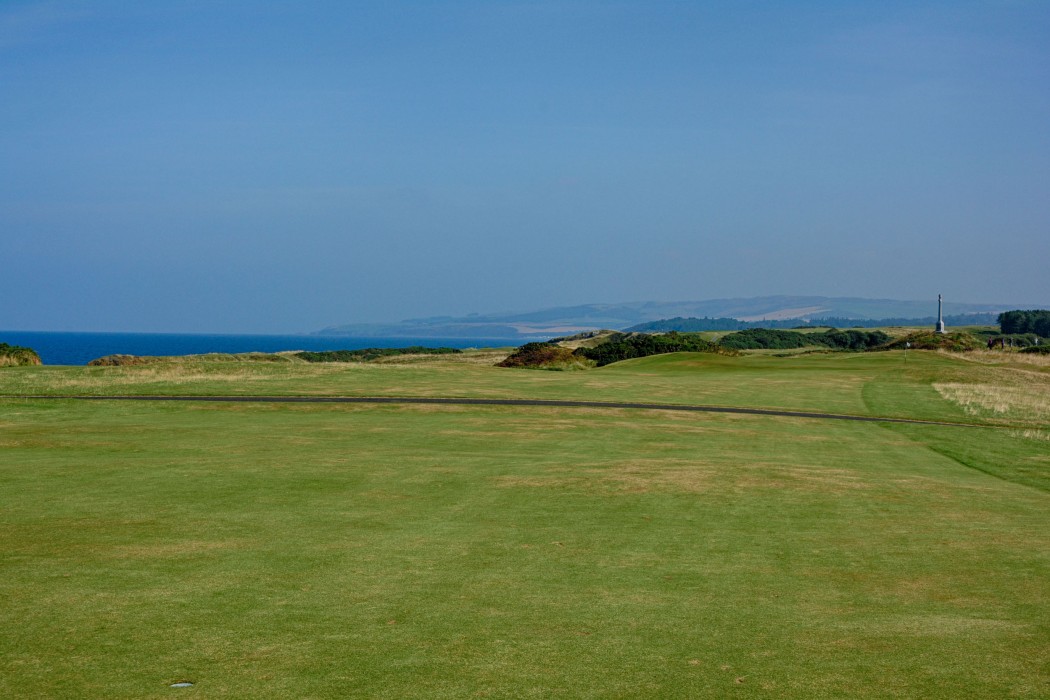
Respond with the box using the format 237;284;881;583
0;331;525;366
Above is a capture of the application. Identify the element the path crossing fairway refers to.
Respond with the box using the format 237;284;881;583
1;350;1047;697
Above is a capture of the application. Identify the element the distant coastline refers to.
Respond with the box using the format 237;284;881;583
315;295;1029;340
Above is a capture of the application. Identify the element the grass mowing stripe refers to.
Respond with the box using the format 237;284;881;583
9;394;989;427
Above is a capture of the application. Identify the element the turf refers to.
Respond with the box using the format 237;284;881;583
0;348;998;416
1;350;1047;698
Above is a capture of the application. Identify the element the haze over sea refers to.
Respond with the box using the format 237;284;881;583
0;332;523;367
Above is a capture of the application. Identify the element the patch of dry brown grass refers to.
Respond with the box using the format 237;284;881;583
947;349;1050;370
492;459;715;494
593;460;716;493
12;361;346;392
371;349;513;366
1007;429;1050;442
846;614;1024;636
933;382;1050;423
494;459;875;496
34;367;271;388
722;464;872;495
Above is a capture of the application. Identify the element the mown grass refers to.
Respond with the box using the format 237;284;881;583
4;347;1043;420
1;351;1047;697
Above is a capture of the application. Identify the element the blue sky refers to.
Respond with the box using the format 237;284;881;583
2;0;1048;333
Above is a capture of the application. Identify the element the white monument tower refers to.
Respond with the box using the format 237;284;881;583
935;294;946;334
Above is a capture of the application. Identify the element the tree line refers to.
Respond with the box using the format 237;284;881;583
998;310;1050;336
717;328;890;351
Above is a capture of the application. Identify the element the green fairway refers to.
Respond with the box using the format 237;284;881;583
0;348;1028;419
1;351;1048;697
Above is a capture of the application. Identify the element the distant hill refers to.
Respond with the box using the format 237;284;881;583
626;313;1002;333
315;296;1033;339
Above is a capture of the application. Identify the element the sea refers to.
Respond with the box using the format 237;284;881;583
0;331;528;366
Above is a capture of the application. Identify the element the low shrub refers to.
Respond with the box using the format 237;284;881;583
0;342;42;366
819;329;891;350
718;329;812;350
572;332;731;367
718;328;889;351
497;342;587;369
499;333;732;369
882;331;984;352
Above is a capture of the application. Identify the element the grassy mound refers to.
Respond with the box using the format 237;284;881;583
574;332;731;366
500;333;734;369
295;347;461;362
87;354;164;366
87;348;463;367
497;342;592;370
883;331;984;352
546;330;623;349
0;342;42;367
87;352;296;366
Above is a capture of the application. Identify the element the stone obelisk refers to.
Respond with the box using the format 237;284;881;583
935;294;946;334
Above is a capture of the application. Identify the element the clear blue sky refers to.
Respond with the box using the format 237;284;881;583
2;0;1048;333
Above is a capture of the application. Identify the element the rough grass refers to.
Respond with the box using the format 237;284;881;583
933;382;1050;423
884;331;984;352
87;351;304;366
948;348;1050;369
372;348;511;366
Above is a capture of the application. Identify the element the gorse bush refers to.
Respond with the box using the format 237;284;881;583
839;329;888;349
717;328;890;351
499;333;732;369
0;342;42;367
717;329;812;350
497;342;585;369
573;332;730;367
883;331;984;352
818;329;892;350
500;327;898;370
